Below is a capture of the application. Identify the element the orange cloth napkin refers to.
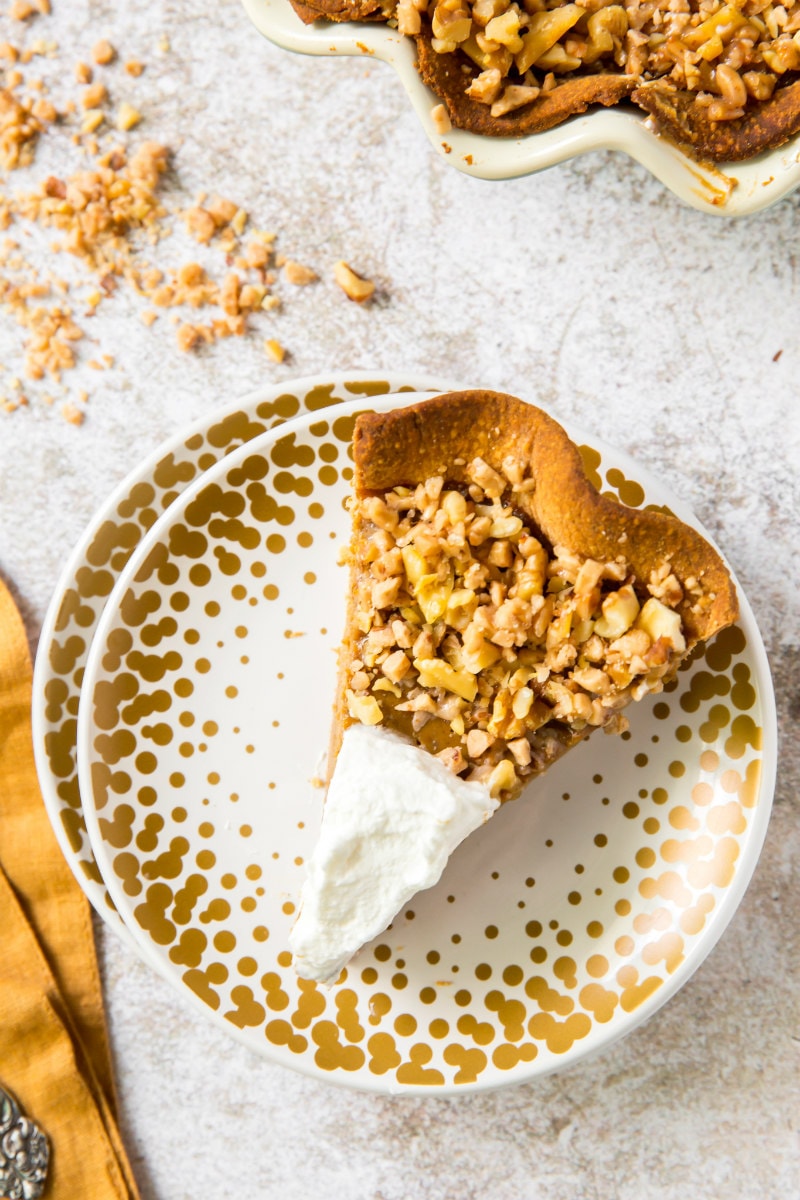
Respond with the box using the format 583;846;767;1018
0;576;139;1199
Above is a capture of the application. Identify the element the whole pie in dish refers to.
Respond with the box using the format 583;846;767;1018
289;391;739;982
290;0;800;162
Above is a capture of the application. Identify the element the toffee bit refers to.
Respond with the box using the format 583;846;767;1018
283;260;318;286
116;102;142;131
264;338;285;363
91;39;116;66
334;260;375;303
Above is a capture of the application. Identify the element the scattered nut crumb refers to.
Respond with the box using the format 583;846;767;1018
206;195;237;227
116;101;141;131
176;322;206;352
91;39;116;66
245;238;271;269
431;103;451;135
0;7;385;421
60;401;84;424
10;1;38;22
283;260;317;286
81;82;106;109
0;89;45;169
31;96;55;123
184;205;216;244
239;282;265;309
219;271;240;316
334;260;375;304
80;107;104;134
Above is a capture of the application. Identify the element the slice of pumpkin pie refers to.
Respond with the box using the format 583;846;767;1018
289;391;738;982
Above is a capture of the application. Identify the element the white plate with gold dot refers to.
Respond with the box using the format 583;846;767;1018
33;373;449;945
77;392;776;1093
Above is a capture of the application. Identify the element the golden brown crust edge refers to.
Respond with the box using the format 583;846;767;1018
416;30;636;136
417;26;800;159
288;0;389;23
632;78;800;162
353;391;738;646
328;555;359;779
288;7;800;160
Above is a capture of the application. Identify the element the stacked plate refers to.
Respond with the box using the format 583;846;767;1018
32;372;776;1095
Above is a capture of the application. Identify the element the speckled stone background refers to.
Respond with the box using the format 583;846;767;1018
0;1;798;1197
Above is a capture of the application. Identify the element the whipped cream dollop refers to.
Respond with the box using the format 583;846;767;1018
290;723;499;984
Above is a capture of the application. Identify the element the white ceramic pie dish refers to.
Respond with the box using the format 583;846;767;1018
242;0;800;216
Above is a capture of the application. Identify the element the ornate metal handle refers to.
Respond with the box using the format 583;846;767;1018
0;1086;49;1200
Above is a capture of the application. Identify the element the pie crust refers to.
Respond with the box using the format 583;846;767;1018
329;391;738;802
289;1;800;163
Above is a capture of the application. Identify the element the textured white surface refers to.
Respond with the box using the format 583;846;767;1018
0;1;798;1197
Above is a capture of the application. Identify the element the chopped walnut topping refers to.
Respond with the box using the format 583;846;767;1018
467;455;505;499
491;83;540;117
648;562;684;607
437;745;467;773
387;0;800;132
397;0;424;34
466;67;503;104
344;468;693;801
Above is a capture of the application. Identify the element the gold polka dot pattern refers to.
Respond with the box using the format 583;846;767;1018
34;377;434;937
77;398;771;1092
